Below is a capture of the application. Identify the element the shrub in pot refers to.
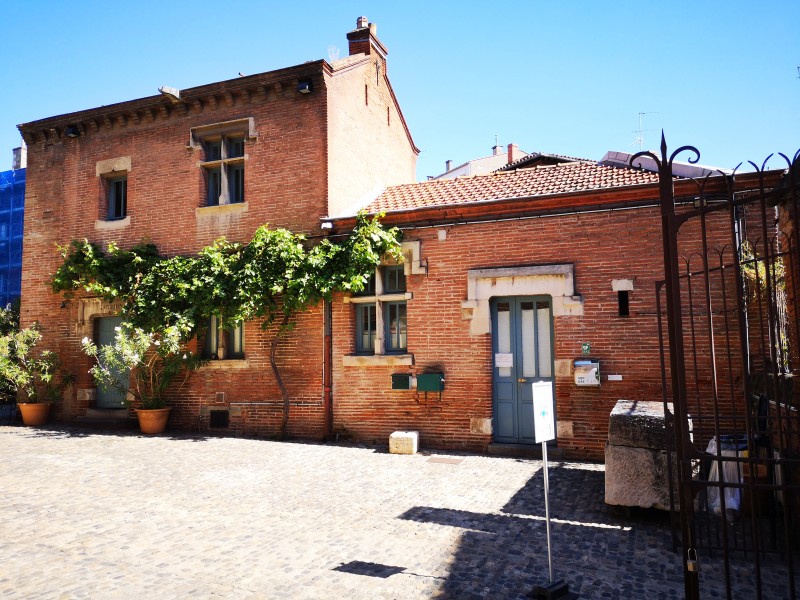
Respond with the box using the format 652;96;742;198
81;323;204;433
0;321;73;426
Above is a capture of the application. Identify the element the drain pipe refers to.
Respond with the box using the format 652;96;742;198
323;298;334;439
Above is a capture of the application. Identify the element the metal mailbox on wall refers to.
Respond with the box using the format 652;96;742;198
574;360;600;386
417;373;445;392
391;373;413;390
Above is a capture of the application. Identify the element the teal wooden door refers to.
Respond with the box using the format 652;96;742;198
491;297;554;444
95;316;129;408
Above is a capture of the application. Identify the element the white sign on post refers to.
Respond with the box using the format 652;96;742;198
532;380;555;443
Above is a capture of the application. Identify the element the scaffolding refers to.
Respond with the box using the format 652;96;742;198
0;168;24;307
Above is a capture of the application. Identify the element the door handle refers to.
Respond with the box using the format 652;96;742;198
517;378;526;383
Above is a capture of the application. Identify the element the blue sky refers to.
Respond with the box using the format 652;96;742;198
1;1;798;179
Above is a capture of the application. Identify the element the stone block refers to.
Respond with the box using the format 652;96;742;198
389;431;419;455
557;420;574;439
604;443;674;510
608;400;672;450
470;418;491;435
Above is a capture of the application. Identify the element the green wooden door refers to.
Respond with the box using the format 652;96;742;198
95;317;129;408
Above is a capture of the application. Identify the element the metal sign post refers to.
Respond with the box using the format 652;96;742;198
532;381;578;600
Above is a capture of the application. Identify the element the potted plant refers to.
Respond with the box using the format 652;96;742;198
82;323;204;433
0;322;73;426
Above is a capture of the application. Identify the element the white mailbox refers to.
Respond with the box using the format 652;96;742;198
574;359;600;386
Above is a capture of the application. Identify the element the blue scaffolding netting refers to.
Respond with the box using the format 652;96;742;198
0;168;24;308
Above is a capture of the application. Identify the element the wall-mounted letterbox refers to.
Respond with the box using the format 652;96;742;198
417;373;445;392
574;360;600;386
392;373;413;390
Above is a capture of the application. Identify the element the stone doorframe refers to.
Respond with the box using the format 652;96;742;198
74;297;124;408
461;264;584;441
460;264;584;335
75;297;123;338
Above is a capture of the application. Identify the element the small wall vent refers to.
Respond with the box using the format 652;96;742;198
209;410;230;429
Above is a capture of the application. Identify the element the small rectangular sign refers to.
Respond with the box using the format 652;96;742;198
532;380;555;443
607;374;623;381
495;353;513;368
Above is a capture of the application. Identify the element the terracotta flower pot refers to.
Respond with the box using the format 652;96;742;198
18;402;52;426
135;407;172;434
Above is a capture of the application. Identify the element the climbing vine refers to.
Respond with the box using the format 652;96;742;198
53;213;401;333
52;213;402;436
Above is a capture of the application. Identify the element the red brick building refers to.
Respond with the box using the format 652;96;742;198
17;18;795;460
325;163;793;459
18;17;417;439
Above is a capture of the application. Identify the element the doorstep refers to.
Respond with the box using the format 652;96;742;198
488;443;565;459
75;408;135;430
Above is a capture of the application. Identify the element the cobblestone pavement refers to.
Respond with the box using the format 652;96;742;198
0;425;793;599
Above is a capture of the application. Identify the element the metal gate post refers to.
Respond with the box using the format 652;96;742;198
632;134;700;600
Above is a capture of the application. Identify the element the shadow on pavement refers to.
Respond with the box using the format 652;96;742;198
398;462;681;599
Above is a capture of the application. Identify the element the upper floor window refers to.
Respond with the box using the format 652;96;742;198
107;177;127;220
191;118;255;209
202;136;245;206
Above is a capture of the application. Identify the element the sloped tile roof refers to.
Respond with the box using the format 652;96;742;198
496;151;590;171
363;162;661;214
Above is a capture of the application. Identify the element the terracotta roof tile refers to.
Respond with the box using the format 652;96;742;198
363;162;661;214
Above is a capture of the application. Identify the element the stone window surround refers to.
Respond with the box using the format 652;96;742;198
191;117;256;208
95;156;131;230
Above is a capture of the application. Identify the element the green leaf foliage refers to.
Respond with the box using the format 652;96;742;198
82;323;204;409
0;321;73;403
52;213;402;337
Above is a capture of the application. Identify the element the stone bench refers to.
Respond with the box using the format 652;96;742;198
389;430;419;455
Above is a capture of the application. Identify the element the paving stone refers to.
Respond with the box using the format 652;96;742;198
0;425;792;599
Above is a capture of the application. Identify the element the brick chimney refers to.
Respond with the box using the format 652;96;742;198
347;16;388;61
507;143;521;165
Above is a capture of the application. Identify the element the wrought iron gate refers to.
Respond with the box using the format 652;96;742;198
638;137;800;599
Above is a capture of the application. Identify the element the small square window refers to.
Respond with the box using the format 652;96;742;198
107;177;127;220
204;315;244;360
227;137;245;158
354;273;376;296
383;266;406;293
204;140;222;161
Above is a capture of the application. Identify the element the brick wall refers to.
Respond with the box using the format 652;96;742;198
331;205;739;460
326;55;417;218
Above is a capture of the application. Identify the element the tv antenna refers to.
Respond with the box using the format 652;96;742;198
632;112;658;151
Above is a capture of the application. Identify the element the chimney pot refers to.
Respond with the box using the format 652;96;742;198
357;16;368;29
445;160;452;172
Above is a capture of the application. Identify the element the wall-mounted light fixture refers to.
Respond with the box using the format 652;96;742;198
297;80;313;94
65;125;80;138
